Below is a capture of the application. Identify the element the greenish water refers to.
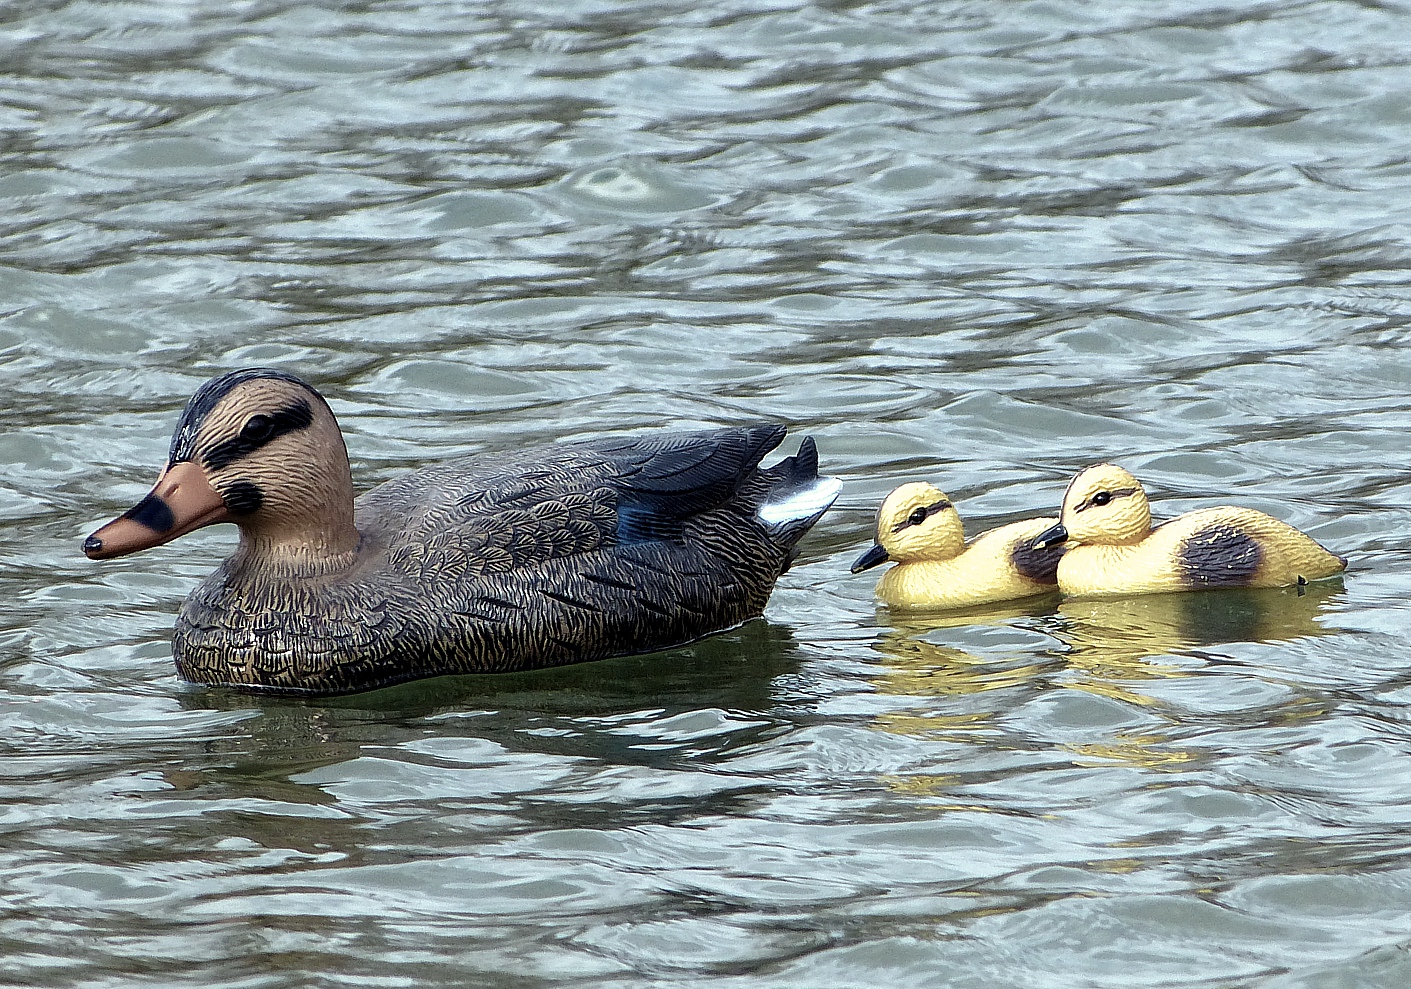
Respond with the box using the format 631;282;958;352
5;1;1411;986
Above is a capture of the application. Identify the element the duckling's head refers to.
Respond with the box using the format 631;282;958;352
84;368;358;563
1030;463;1151;550
850;482;965;573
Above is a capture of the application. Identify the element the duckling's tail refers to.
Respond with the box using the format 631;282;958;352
754;436;841;548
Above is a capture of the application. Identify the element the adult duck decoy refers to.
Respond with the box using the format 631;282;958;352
83;368;841;695
1029;463;1347;597
850;481;1064;610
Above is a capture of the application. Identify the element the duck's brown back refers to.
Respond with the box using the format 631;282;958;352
174;427;834;694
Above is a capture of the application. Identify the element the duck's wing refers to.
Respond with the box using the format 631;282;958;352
340;426;827;678
355;426;791;570
577;425;786;542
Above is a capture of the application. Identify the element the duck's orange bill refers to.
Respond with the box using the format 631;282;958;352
83;461;231;560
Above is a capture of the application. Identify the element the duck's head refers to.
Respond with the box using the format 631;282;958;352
850;481;965;573
1030;463;1151;550
83;368;358;563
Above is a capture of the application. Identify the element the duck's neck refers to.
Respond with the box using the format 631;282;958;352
231;496;363;577
230;525;362;579
225;431;364;575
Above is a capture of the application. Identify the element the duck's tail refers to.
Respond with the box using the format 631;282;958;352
753;436;841;548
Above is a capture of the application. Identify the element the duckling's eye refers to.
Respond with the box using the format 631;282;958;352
240;414;274;444
907;506;929;526
1092;491;1112;507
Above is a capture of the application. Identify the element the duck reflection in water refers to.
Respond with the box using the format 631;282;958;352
182;619;805;761
1054;579;1345;688
166;619;806;814
865;601;1065;745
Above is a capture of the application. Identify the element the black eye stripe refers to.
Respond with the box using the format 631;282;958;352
168;367;317;465
1074;486;1137;513
202;399;314;471
890;499;951;533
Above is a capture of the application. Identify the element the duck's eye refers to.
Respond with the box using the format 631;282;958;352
240;414;274;444
908;506;929;526
1091;491;1112;507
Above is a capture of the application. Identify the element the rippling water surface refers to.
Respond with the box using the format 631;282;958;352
5;1;1411;985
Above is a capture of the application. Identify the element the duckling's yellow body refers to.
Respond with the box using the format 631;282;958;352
851;482;1064;610
872;517;1064;609
1031;464;1347;598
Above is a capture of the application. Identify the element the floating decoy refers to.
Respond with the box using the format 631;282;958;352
84;368;840;695
1030;463;1346;597
851;481;1063;609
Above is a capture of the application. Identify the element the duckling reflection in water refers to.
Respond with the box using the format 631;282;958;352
1031;464;1346;598
851;482;1065;610
862;580;1342;766
1058;581;1344;675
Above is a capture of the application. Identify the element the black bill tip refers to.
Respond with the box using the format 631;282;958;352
1030;522;1069;551
851;543;890;574
82;535;103;559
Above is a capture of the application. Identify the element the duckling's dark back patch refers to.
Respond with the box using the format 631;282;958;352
1011;538;1062;585
1178;526;1263;587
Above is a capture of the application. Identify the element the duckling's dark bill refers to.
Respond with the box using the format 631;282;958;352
850;543;890;573
1029;522;1068;551
84;461;230;560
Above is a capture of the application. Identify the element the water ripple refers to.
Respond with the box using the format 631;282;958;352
5;0;1411;986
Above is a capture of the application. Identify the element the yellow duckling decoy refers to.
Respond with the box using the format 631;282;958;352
1029;463;1347;597
850;482;1065;610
